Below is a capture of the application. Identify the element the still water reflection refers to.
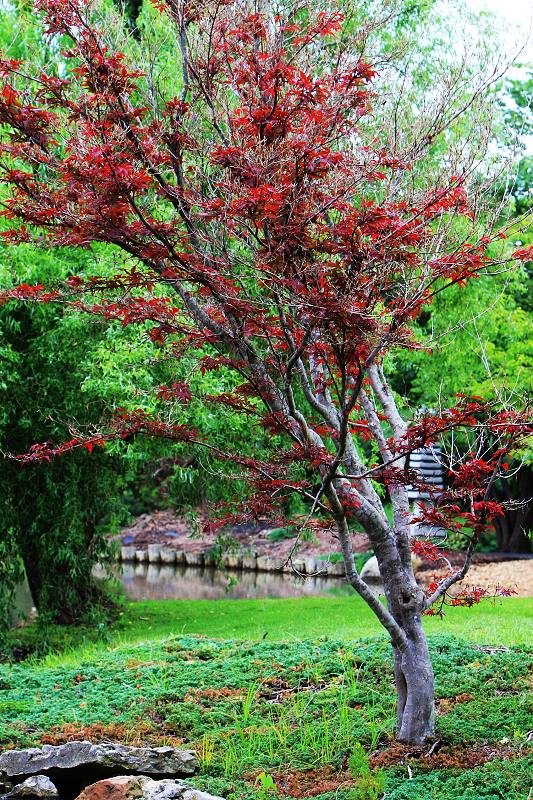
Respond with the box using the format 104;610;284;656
117;562;348;600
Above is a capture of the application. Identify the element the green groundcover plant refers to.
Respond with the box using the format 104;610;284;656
0;633;531;799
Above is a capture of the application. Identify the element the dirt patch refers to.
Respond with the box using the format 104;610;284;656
115;508;369;558
417;560;533;598
369;741;517;770
271;766;355;797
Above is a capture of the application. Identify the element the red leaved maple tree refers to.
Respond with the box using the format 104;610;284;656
0;0;531;743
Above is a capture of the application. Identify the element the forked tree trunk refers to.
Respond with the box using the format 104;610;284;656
369;539;436;743
392;615;435;743
331;472;437;744
342;554;436;743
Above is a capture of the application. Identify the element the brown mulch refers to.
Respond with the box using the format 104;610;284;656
368;741;517;770
416;559;533;598
115;508;369;558
40;720;186;748
270;742;519;797
271;766;355;798
184;687;245;702
41;722;135;745
436;692;475;714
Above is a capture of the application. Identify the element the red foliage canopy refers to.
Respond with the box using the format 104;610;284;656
0;0;530;623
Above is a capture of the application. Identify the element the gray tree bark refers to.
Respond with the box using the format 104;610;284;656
379;551;436;743
392;616;435;743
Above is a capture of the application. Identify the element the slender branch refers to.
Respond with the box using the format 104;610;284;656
326;484;408;650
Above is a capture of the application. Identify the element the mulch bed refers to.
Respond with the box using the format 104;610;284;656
270;767;356;798
368;741;517;770
270;742;518;797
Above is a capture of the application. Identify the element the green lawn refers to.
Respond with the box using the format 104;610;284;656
5;595;532;667
114;596;532;647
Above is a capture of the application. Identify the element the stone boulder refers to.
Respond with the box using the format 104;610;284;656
0;743;197;781
360;556;384;594
8;775;58;798
360;555;380;582
74;776;224;800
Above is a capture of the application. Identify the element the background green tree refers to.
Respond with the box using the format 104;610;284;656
0;245;130;626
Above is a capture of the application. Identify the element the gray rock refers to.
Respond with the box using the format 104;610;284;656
314;559;327;575
360;555;380;581
302;556;318;574
8;775;58;798
255;555;268;571
241;555;257;570
323;560;345;577
183;552;203;567
222;553;242;569
289;558;306;574
181;790;224;800
0;743;197;780
147;544;162;563
135;550;148;563
360;556;384;594
120;546;136;561
74;775;224;800
160;547;177;565
256;556;283;571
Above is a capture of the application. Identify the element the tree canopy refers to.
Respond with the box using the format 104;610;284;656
0;0;530;743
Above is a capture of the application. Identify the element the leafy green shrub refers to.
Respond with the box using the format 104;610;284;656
267;527;296;543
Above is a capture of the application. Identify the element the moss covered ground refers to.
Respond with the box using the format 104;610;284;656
1;597;532;799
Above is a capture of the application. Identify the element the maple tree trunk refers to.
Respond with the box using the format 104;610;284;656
392;615;435;744
334;504;436;744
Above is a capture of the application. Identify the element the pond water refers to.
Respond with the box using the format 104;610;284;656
11;564;350;626
115;562;350;600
